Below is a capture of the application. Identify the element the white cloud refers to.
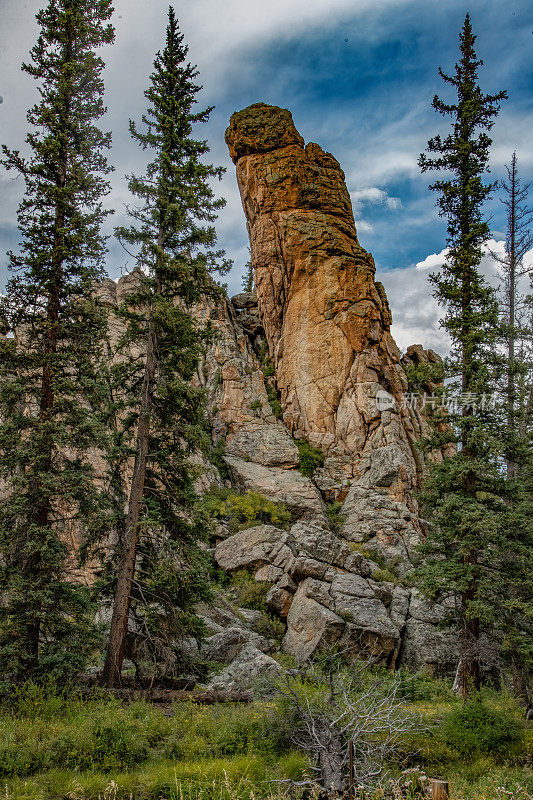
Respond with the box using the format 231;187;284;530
356;219;374;234
377;263;447;354
490;112;533;172
350;186;402;212
381;242;533;356
1;0;532;320
415;248;449;270
349;186;401;241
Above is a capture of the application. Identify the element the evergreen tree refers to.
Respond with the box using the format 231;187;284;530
101;7;229;687
0;0;114;681
415;14;507;700
241;252;254;293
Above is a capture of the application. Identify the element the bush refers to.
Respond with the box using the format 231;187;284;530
231;570;270;612
440;699;525;759
403;360;444;392
253;613;286;642
165;700;284;760
275;662;423;790
372;567;399;584
266;384;282;419
90;718;150;770
202;488;291;532
396;671;454;702
1;682;61;718
296;439;325;477
262;358;275;377
325;501;345;532
208;438;229;480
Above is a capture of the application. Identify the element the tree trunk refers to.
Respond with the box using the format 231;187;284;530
102;323;156;687
506;152;517;479
457;592;480;700
511;653;529;704
318;727;345;792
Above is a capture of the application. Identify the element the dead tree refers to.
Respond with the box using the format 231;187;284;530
277;661;424;791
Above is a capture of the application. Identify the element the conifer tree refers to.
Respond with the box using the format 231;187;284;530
415;14;507;700
101;7;229;688
241;253;254;293
0;0;114;681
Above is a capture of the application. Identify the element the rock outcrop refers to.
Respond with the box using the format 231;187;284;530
77;104;458;680
90;265;456;676
225;103;427;502
224;104;432;557
215;103;457;673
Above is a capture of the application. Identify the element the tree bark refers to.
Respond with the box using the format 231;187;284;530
511;653;529;704
318;726;345;792
102;322;156;687
506;152;518;479
458;612;481;701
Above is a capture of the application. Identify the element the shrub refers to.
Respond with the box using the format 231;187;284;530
266;384;282;419
275;661;424;790
262;358;275;377
403;360;444;392
231;570;270;612
440;699;525;759
253;613;286;642
296;439;325;477
90;718;150;770
396;671;454;702
325;500;345;532
208;438;229;480
202;488;291;532
372;567;399;584
0;680;76;719
349;543;373;558
164;701;284;760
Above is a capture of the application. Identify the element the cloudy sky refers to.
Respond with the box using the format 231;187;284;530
1;0;532;353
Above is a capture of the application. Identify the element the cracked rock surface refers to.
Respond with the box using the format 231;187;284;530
81;104;459;683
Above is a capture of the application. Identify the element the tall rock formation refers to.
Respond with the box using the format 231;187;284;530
218;103;456;672
225;103;427;499
39;104;456;678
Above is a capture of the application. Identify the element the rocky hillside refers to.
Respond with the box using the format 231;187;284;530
93;103;458;687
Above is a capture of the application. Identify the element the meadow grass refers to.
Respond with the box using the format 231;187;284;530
0;679;531;799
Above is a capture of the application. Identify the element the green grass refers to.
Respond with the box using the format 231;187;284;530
399;692;533;799
4;754;308;800
1;680;532;799
0;692;308;799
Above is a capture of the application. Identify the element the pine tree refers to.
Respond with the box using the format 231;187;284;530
241;252;254;293
415;14;507;700
0;0;114;681
101;7;229;688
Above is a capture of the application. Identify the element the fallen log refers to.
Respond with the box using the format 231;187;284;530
78;687;254;704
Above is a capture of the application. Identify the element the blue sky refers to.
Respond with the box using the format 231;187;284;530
1;0;531;352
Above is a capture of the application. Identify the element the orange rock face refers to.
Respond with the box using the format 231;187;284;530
225;104;412;468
